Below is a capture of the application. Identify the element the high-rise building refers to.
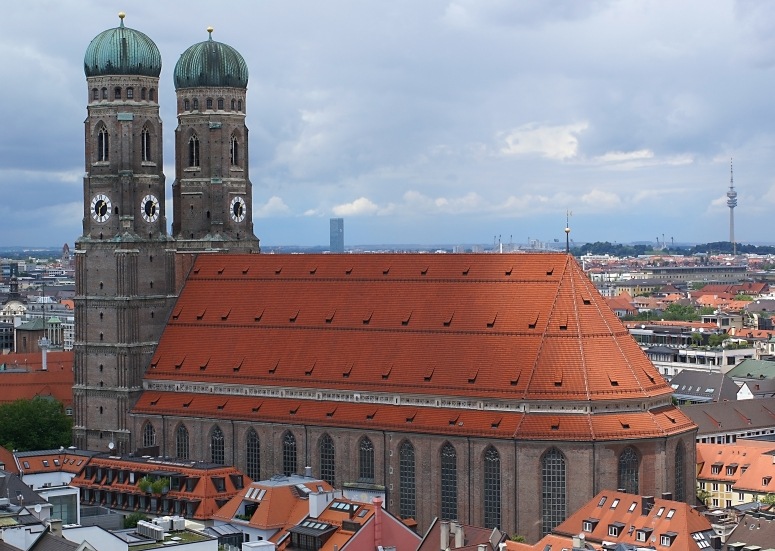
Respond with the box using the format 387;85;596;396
330;218;344;253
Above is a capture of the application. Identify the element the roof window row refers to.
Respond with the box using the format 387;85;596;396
182;97;243;112
91;87;156;102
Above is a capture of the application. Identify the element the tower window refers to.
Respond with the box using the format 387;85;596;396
206;98;213;110
188;135;200;167
141;88;147;100
217;98;224;110
193;98;199;110
230;135;239;166
231;99;236;110
149;88;155;101
184;99;190;111
101;87;108;99
114;87;121;100
97;127;109;162
238;100;242;111
142;127;152;162
126;87;133;99
92;88;99;100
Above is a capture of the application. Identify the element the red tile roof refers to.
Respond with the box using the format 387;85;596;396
146;254;670;401
0;352;73;407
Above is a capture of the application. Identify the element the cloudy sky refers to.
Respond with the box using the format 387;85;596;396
2;0;775;248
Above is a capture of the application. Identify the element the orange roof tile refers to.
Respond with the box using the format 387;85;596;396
0;352;73;406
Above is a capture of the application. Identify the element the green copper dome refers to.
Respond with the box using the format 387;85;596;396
174;29;248;90
84;14;161;77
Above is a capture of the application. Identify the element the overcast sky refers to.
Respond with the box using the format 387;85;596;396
2;0;775;248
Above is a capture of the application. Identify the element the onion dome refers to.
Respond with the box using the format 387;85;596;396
174;27;248;90
84;13;161;78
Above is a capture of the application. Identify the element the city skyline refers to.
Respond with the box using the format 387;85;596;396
2;1;775;247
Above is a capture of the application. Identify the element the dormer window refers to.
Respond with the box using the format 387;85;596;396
764;476;772;486
608;522;624;537
711;465;721;475
727;465;737;475
636;528;653;542
582;519;599;533
661;533;677;547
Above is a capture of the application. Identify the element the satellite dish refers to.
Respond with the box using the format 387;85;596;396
34;504;41;513
108;442;115;451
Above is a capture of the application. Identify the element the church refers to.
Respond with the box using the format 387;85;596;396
73;15;696;543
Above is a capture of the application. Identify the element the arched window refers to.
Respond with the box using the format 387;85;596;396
193;98;199;110
114;87;121;100
217;98;224;110
97;127;109;162
101;87;107;99
149;88;155;101
238;100;242;111
231;99;236;110
359;437;374;483
484;447;501;529
541;448;566;536
230;135;239;166
188;135;199;167
141;88;147;100
206;98;213;110
92;88;98;101
126;87;133;99
184;99;190;111
142;422;155;448
246;429;260;480
618;446;639;495
176;424;189;459
399;441;415;519
211;426;225;465
440;443;457;521
283;432;297;476
675;442;685;502
320;434;335;486
142;126;151;162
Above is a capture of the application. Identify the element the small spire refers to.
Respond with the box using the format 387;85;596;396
118;12;126;28
207;26;214;40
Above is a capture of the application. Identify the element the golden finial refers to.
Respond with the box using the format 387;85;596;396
207;26;214;40
118;12;126;27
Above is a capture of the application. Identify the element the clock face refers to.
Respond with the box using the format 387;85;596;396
141;194;159;223
230;196;246;222
91;194;111;223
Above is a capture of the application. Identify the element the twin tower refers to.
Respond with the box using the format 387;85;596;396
73;14;259;452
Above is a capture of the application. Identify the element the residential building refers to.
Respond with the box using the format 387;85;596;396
682;397;775;444
670;371;739;404
696;441;775;507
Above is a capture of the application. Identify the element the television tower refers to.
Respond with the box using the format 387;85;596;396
726;158;737;256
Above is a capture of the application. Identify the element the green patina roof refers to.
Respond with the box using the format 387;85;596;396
727;358;775;379
174;29;248;90
84;14;161;78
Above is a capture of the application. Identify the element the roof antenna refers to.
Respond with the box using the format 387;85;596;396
565;210;572;254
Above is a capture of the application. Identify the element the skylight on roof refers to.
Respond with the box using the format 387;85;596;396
610;499;620;509
295;484;311;495
666;509;675;519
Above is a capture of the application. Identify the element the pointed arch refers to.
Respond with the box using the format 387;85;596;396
176;423;189;459
188;134;200;167
283;431;297;476
358;436;374;483
440;442;457;521
320;434;335;486
484;446;501;529
399;440;416;519
96;125;109;162
675;442;685;502
230;134;240;166
141;125;152;162
211;425;225;464
246;428;260;480
618;446;639;495
541;447;566;536
142;421;155;448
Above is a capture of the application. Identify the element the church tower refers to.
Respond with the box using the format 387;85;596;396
73;14;177;453
172;28;260;252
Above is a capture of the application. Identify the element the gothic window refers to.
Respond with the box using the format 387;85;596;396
440;442;457;521
484;447;501;529
359;437;374;483
217;98;224;110
141;88;147;100
126;87;133;99
541;448;566;536
176;424;189;459
618;447;639;495
246;429;260;480
97;127;109;162
231;99;236;110
114;87;121;100
675;442;685;502
211;426;225;465
399;441;416;519
230;135;239;166
142;127;151;162
237;100;242;111
192;98;198;110
283;431;297;476
142;422;155;447
320;434;335;486
92;88;98;101
149;88;155;101
101;87;107;99
188;135;200;167
206;98;213;110
184;99;190;111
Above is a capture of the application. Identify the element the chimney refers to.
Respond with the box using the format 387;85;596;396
440;520;450;550
661;492;673;500
573;533;585;549
478;546;487;551
373;497;383;549
304;466;313;477
641;496;655;515
48;519;62;537
454;522;464;548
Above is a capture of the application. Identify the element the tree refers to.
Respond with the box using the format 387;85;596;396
123;512;149;529
0;397;72;451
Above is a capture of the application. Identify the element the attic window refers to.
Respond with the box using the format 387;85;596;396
559;316;568;330
546;267;554;276
382;365;392;379
491;417;502;429
764;476;772;486
487;314;497;328
196;308;207;320
529;313;539;329
665;413;676;424
343;363;353;378
443;313;454;327
383;267;390;275
449;415;460;426
402;312;412;326
363;311;373;325
175;355;186;369
462;266;470;276
150;397;159;406
582;296;592;305
217;401;227;410
608;374;619;387
251;402;262;412
172;307;182;320
254;309;264;322
642;366;656;384
619;419;630;429
289;310;299;322
193;267;200;274
217;266;225;274
366;410;376;420
505;266;513;276
326;407;336;418
326;310;336;324
421;266;428;275
305;362;316;376
199;358;209;370
183;399;193;408
510;373;520;386
345;267;353;275
221;309;231;320
233;358;244;372
468;367;479;383
309;266;317;275
242;267;250;274
269;360;279;374
554;369;563;387
406;411;417;423
551;417;560;430
424;364;435;381
150;355;160;368
275;267;282;274
290;405;299;415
